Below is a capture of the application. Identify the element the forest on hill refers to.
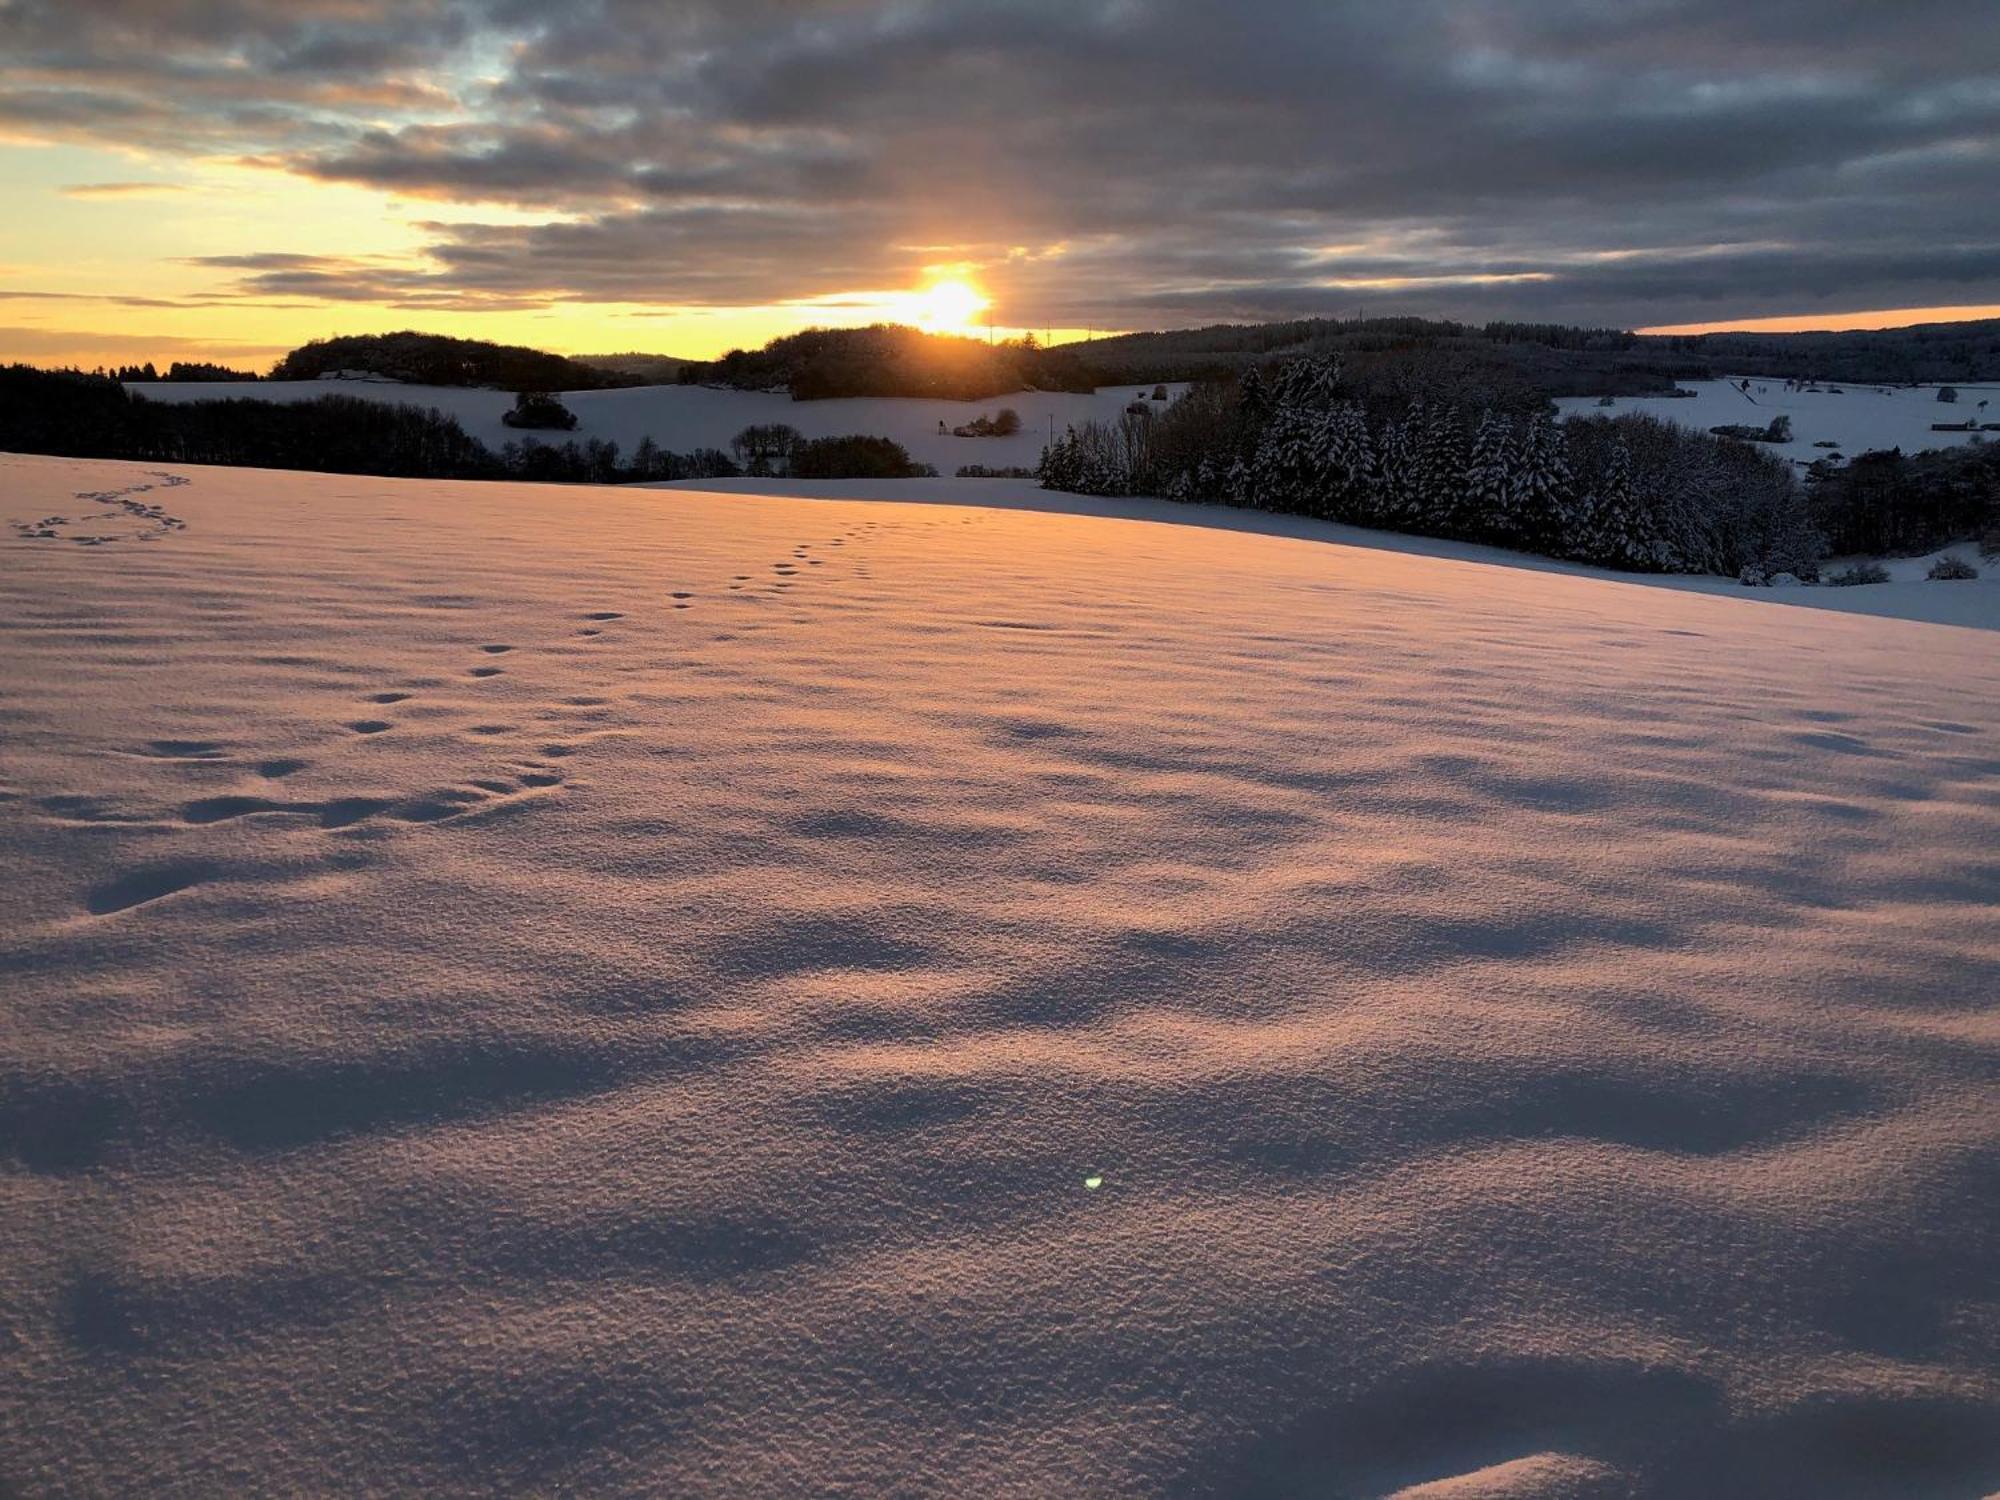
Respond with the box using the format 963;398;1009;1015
696;323;1099;400
216;317;2000;405
1069;316;2000;392
269;332;650;391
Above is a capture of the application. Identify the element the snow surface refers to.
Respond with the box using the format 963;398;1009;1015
2;453;1998;1497
1553;379;2000;467
650;476;2000;632
132;378;1184;475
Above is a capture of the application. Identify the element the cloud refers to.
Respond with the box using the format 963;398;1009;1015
0;325;285;363
59;180;186;197
3;0;1997;329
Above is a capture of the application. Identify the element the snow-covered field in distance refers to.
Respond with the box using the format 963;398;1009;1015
2;453;1997;1497
1554;379;1999;466
132;377;1184;473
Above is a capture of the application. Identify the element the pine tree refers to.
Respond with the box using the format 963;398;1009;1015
1237;366;1271;433
1249;400;1320;512
1224;455;1251;505
1037;428;1084;492
1464;412;1517;542
1415;402;1468;534
1320;402;1377;522
1373;415;1416;523
1510;414;1575;551
1581;438;1665;569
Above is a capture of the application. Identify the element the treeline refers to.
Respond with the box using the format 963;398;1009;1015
1069;315;2000;393
723;423;933;479
1806;442;2000;557
0;366;735;485
1037;356;1822;578
109;361;259;382
270;332;645;391
1649;319;2000;388
699;323;1097;400
1071;317;1695;395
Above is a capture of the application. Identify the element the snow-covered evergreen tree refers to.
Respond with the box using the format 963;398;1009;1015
1413;401;1468;534
1579;438;1666;569
1319;402;1377;522
1248;400;1322;511
1511;414;1575;551
1224;455;1251;506
1037;428;1083;492
1372;415;1416;523
1464;412;1517;542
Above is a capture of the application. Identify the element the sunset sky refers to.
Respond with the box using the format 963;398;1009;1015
2;1;1996;371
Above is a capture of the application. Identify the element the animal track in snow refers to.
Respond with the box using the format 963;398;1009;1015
10;472;190;544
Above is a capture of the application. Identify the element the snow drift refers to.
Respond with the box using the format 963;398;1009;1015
1;453;1996;1497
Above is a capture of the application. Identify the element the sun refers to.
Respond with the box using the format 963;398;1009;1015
906;278;990;336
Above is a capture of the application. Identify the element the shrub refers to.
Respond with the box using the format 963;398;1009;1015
1937;386;1959;403
1927;555;1979;580
788;433;925;479
1826;562;1892;586
502;390;578;430
956;464;1037;478
951;408;1022;437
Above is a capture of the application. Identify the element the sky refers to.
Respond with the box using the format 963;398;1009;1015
1;0;1997;370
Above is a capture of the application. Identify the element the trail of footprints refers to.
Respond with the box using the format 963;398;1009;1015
60;517;887;914
11;472;190;545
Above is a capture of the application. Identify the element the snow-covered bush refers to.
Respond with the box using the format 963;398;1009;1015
1927;555;1979;580
1826;562;1892;586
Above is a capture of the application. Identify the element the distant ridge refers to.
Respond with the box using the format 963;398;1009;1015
1066;315;2000;393
270;331;654;391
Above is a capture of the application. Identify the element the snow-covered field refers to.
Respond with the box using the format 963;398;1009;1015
1554;379;1999;466
132;378;1183;474
3;453;1997;1497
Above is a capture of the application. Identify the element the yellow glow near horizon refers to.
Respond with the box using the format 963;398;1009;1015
1639;304;2000;335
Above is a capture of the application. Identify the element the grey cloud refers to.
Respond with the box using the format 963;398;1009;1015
4;0;1997;329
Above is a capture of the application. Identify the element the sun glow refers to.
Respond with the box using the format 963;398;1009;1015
904;277;990;336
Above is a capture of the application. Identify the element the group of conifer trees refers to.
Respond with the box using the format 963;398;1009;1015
1038;356;1823;578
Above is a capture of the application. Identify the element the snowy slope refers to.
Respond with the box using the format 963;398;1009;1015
648;475;2000;632
131;378;1183;474
2;453;1997;1498
1554;379;1999;465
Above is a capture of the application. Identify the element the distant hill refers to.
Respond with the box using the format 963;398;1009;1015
1643;319;2000;386
695;323;1098;401
1067;316;2000;394
270;331;642;391
573;352;694;384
